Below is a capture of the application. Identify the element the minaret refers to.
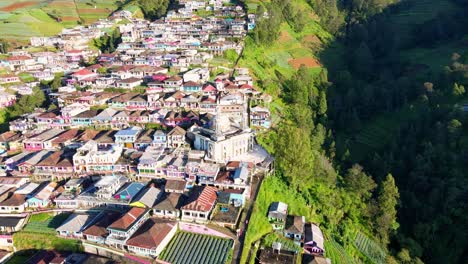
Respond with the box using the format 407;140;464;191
242;94;250;132
211;105;225;141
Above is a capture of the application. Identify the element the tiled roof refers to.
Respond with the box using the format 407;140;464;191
119;77;141;84
73;110;100;119
165;179;186;192
73;69;94;76
285;215;305;234
0;193;26;206
167;126;185;136
183;81;200;87
36;151;65;167
126;218;176;249
182;186;217;212
108;207;148;231
51;129;83;144
0;131;21;142
82;211;122;237
153;192;184;211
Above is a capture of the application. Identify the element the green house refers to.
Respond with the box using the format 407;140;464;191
267;202;288;230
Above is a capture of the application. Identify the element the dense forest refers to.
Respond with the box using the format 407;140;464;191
322;0;468;263
245;0;468;263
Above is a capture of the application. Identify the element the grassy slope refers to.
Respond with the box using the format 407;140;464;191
338;0;465;161
238;1;347;263
241;176;314;263
238;0;332;120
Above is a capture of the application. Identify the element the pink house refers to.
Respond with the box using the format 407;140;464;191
71;68;98;81
0;92;16;108
65;50;85;63
0;74;20;84
152;73;168;82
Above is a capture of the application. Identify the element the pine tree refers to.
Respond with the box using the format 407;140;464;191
375;174;399;244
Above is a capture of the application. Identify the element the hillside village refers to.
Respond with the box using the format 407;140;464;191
0;1;328;264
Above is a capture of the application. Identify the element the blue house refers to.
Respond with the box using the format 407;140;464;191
115;127;142;148
71;110;100;127
113;182;145;202
152;130;167;148
182;81;203;93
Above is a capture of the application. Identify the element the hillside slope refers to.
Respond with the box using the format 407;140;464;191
0;0;140;43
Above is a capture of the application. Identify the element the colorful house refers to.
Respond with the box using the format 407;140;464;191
130;186;163;208
113;182;145;202
181;186;217;223
83;211;122;244
115;127;142;148
126;219;177;257
27;182;58;208
268;202;288;230
106;207;150;249
304;224;325;256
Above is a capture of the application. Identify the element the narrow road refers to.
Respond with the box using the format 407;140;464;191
233;172;265;264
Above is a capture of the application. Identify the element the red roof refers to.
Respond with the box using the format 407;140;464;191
182;186;217;212
67;50;83;54
51;129;82;144
83;211;122;237
73;69;94;76
7;56;31;61
203;84;217;92
126;219;176;249
37;112;58;119
86;64;102;70
108;207;148;231
240;84;253;89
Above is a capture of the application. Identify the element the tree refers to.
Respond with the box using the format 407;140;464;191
0;39;10;54
275;124;315;190
375;174;399;244
318;90;328;116
351;42;374;77
138;0;170;20
397;248;412;264
452;83;465;96
344;164;377;200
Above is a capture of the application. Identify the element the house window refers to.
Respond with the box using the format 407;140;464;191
184;212;190;216
199;213;205;218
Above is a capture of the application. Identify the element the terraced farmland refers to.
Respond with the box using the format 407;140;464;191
0;0;122;41
159;232;233;264
354;232;386;264
324;239;356;264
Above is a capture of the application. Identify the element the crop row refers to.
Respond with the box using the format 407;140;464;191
160;232;233;264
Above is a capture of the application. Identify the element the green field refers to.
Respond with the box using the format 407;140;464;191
22;212;71;234
0;0;123;41
13;232;83;252
159;232;234;264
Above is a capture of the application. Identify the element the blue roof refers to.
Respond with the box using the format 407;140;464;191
115;128;140;137
233;165;248;180
115;182;145;198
